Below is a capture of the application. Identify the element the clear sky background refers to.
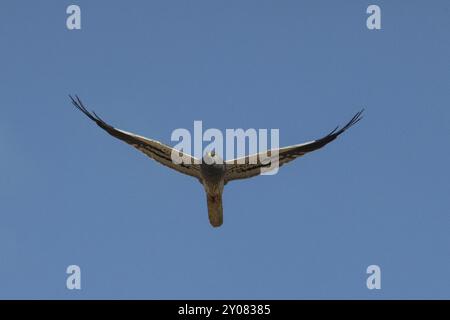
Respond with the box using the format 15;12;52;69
0;1;449;299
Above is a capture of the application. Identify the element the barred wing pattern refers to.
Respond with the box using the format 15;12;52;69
70;95;201;180
224;110;363;183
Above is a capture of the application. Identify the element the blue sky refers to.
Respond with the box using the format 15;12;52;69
0;0;449;299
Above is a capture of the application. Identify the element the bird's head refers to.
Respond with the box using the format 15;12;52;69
202;149;222;165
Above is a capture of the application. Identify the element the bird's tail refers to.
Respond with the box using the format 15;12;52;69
206;192;223;227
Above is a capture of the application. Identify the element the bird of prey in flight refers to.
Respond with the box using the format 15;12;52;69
70;95;363;228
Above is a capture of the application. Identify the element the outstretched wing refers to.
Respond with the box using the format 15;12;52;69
70;95;201;180
224;110;363;183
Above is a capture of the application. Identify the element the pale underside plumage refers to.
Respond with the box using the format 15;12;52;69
70;95;363;227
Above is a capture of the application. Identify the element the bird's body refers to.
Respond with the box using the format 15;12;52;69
70;95;363;228
200;153;226;226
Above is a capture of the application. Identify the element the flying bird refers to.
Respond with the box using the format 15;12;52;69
70;95;363;228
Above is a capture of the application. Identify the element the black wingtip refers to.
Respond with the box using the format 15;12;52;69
343;109;364;130
69;94;108;126
326;109;364;138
